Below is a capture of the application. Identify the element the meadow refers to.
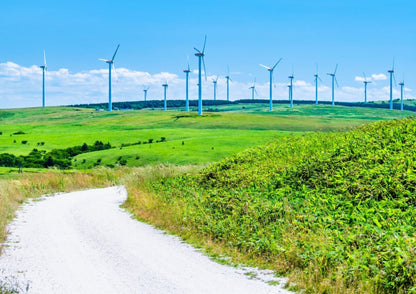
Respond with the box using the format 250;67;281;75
0;103;411;171
0;102;414;293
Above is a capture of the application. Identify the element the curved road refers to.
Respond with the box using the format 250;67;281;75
0;187;292;293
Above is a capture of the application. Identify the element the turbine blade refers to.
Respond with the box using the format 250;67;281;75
334;64;338;74
202;56;207;81
98;58;108;62
112;64;119;83
202;35;207;53
259;64;271;70
255;89;258;95
393;73;397;86
43;50;47;67
363;72;367;81
335;77;339;88
392;57;395;71
194;47;201;53
318;76;323;82
112;44;120;61
272;58;282;70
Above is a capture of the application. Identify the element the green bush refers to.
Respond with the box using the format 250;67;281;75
150;117;416;293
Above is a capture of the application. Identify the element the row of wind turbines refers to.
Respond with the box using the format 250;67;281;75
38;38;407;114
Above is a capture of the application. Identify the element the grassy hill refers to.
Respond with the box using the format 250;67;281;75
0;104;411;172
125;116;416;293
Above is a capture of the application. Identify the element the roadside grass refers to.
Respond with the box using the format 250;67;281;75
124;117;416;294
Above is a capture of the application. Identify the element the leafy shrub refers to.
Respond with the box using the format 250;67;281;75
13;131;25;135
0;141;112;169
147;117;416;293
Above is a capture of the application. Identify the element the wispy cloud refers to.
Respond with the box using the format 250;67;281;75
371;73;387;81
0;62;413;109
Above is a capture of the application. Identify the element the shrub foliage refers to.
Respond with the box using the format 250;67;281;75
0;141;111;169
149;117;416;293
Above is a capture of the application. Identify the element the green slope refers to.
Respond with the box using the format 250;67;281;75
146;117;416;293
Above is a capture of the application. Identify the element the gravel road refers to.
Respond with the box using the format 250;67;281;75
0;186;293;294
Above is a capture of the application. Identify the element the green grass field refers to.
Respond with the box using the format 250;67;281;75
0;104;412;171
1;103;415;293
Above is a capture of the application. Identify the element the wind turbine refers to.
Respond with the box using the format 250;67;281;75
314;65;323;105
194;35;207;115
99;44;120;111
143;87;149;101
249;78;257;100
363;73;372;104
162;82;168;111
288;73;294;108
399;78;405;111
387;60;396;110
260;59;282;111
327;64;339;106
212;76;218;101
183;63;191;111
225;66;231;101
39;51;47;107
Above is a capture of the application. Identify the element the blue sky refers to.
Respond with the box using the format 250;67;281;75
0;0;415;108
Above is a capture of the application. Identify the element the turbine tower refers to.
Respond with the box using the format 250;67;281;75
39;51;47;107
260;58;282;111
162;82;168;111
388;61;396;110
143;87;149;101
184;63;191;111
194;35;207;116
212;76;218;101
288;73;294;108
314;65;322;105
363;73;371;104
225;66;231;101
399;79;405;111
327;64;339;106
99;44;120;111
249;78;257;100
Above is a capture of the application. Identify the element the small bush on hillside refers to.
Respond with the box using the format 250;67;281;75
13;131;25;135
21;140;27;144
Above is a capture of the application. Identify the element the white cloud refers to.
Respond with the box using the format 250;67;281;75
0;62;413;109
371;73;387;81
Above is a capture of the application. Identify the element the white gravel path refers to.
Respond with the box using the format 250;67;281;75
0;186;293;294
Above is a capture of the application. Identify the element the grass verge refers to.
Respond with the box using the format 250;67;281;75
124;117;416;294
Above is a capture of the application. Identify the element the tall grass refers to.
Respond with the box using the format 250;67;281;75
124;117;416;294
